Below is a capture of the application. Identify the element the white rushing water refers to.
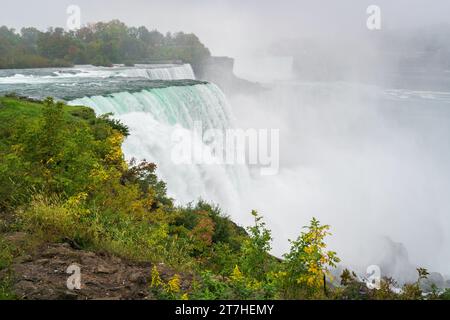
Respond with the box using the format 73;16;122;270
0;64;195;84
119;64;195;80
69;83;250;214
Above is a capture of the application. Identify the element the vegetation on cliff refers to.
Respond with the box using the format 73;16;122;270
0;96;448;300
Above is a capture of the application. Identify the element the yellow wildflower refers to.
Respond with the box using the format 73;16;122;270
167;274;181;293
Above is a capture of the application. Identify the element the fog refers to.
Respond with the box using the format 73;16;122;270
231;79;450;282
2;0;450;280
2;0;450;55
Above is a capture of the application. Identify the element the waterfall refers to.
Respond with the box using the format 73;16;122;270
120;64;196;80
0;64;195;84
69;83;249;215
69;83;232;130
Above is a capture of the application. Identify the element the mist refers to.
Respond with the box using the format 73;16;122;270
230;79;450;282
205;1;450;280
2;0;450;281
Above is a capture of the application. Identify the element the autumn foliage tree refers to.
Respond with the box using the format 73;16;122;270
278;218;340;299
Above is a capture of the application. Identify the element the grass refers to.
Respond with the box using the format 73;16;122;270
0;236;17;300
0;96;95;124
17;195;196;271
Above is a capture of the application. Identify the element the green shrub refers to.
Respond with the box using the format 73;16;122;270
239;211;275;282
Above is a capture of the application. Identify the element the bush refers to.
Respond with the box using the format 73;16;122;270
174;201;245;252
278;218;340;299
18;193;193;268
19;194;87;242
239;211;275;282
98;113;130;137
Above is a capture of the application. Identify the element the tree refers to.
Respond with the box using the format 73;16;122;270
0;20;212;69
280;218;340;299
20;27;40;53
239;211;274;281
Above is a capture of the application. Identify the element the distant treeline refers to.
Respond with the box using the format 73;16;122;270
0;20;211;72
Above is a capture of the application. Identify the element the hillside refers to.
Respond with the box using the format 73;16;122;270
0;95;248;299
0;95;447;300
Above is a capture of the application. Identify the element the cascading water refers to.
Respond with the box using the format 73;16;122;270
70;83;232;130
0;63;195;84
69;82;250;216
119;64;195;80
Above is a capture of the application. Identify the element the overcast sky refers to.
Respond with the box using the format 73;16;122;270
1;0;449;57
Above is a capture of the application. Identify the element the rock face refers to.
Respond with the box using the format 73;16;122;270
420;272;448;292
7;243;182;300
198;56;262;95
377;237;418;284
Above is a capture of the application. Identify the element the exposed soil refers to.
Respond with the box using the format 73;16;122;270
2;235;188;300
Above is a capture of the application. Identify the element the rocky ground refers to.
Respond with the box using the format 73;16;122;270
1;233;188;300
